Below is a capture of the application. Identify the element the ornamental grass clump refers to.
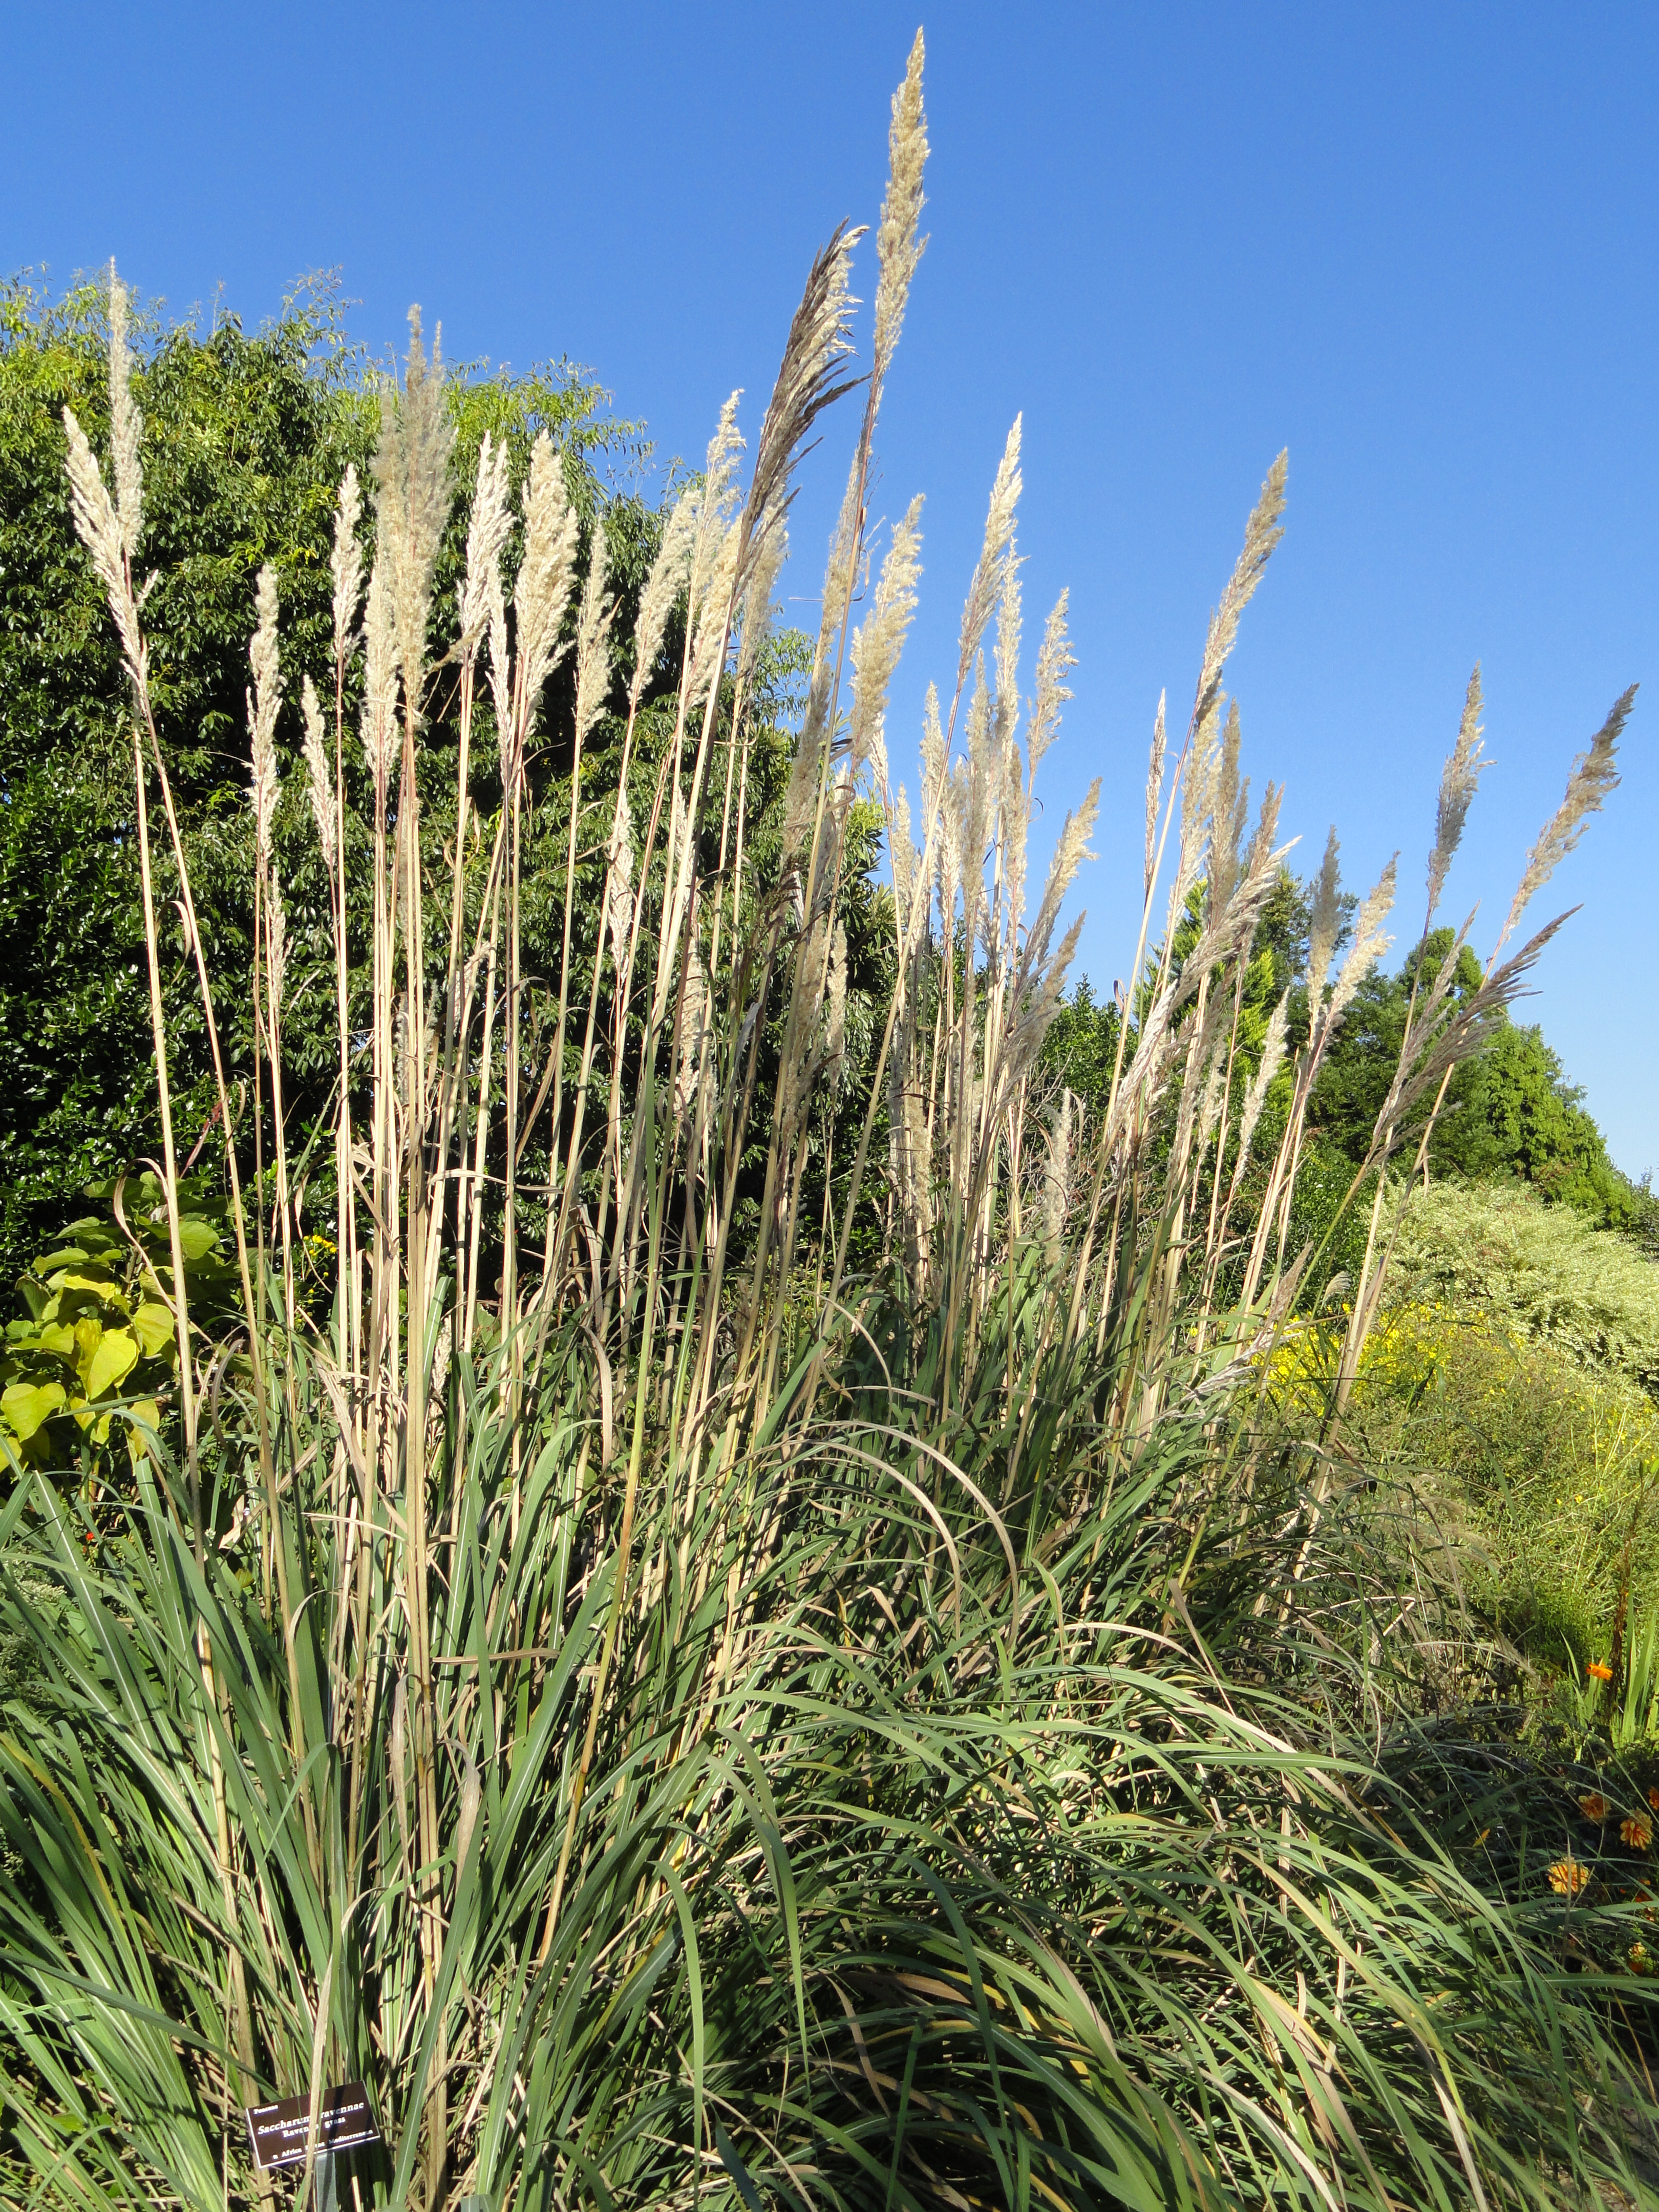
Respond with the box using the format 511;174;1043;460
1;30;1654;2212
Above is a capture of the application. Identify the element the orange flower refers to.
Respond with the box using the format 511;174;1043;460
1648;1787;1659;1813
1580;1793;1610;1821
1630;1942;1654;1977
1622;1816;1653;1851
1548;1858;1589;1897
1587;1662;1614;1683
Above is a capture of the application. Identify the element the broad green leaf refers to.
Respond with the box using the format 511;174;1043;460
84;1327;139;1400
29;1247;92;1277
121;1397;161;1457
2;1379;66;1439
177;1220;220;1262
72;1315;102;1380
49;1268;130;1312
131;1303;175;1358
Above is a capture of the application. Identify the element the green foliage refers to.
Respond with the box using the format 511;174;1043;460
3;1306;1655;2210
0;59;1650;2190
1389;1177;1659;1385
1306;1288;1659;1672
0;273;642;1282
1309;926;1646;1227
0;1172;235;1466
1426;1321;1657;1666
1558;1609;1659;1752
1038;972;1120;1115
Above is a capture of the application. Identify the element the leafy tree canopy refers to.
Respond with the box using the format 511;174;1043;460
0;271;646;1278
1043;877;1652;1245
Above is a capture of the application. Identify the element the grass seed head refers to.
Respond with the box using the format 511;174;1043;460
106;263;143;562
1426;664;1487;925
1498;684;1635;954
874;29;929;377
849;494;924;778
330;463;365;666
300;676;335;872
247;565;282;867
372;308;455;714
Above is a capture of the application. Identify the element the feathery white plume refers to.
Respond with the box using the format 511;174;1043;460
956;418;1021;702
360;563;398;789
372;308;454;713
874;30;929;378
631;486;697;710
890;786;918;942
62;408;146;686
824;920;848;1069
1325;856;1397;1032
458;432;513;656
1193;452;1286;731
106;264;143;562
736;512;788;686
1306;827;1342;1004
848;494;924;777
301;675;335;871
689;395;745;631
1234;989;1290;1174
1496;685;1634;955
992;529;1024;757
247;565;282;866
605;792;635;967
1143;691;1167;899
743;227;859;581
60;266;151;694
686;516;742;713
673;939;710;1116
1023;778;1100;987
330;463;364;666
572;524;615;750
267;866;289;1001
1207;700;1248;917
512;430;580;741
1040;1088;1077;1253
1027;591;1074;780
1426;665;1487;925
487;558;511;767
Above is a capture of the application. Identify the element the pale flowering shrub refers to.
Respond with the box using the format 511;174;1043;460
1388;1176;1659;1385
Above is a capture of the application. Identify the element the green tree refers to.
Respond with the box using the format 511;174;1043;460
1308;926;1645;1226
0;272;641;1280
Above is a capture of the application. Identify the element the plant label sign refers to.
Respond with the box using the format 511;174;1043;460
244;2083;379;2171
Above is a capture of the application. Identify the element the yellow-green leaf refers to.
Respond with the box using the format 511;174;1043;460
177;1220;219;1262
85;1327;139;1400
122;1397;162;1460
131;1303;175;1358
2;1379;67;1440
73;1316;102;1384
52;1269;131;1313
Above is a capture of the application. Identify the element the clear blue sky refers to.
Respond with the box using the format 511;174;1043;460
9;1;1655;1174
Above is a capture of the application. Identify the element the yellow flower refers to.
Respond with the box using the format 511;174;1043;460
1548;1858;1588;1897
1622;1816;1652;1851
1629;1942;1654;1976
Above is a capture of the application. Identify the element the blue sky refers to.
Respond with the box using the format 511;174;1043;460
10;1;1655;1172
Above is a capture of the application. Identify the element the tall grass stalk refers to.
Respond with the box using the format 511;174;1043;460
3;45;1649;2212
